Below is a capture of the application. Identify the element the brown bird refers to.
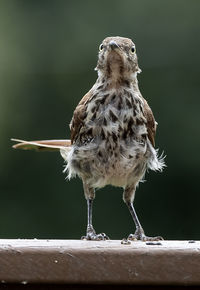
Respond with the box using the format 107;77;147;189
12;36;165;241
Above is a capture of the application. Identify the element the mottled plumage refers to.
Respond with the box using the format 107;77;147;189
12;36;165;241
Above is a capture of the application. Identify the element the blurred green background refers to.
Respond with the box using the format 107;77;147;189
0;0;200;240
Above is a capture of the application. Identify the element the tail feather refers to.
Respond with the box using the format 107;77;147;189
11;138;71;152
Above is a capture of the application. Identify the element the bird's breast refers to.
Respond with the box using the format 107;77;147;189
66;86;149;187
79;86;148;147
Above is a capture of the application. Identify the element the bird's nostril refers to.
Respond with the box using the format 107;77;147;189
109;40;119;49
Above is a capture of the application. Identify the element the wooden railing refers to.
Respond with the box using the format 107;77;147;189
0;239;199;289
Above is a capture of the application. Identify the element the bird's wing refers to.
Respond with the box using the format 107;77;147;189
70;90;92;144
142;98;157;147
11;139;71;152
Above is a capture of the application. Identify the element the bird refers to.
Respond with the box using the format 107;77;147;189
12;36;165;241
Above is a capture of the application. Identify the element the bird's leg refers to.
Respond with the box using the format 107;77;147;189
123;185;163;241
126;201;145;240
86;198;96;237
81;181;109;241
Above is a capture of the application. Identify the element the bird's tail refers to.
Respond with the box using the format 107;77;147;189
11;138;71;152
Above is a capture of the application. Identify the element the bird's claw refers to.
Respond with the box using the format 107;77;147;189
128;228;163;241
121;238;131;245
81;232;109;241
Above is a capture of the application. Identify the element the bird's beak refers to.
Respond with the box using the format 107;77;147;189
109;40;119;50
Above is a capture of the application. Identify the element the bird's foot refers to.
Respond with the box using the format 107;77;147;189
81;232;109;241
128;227;163;242
81;226;109;241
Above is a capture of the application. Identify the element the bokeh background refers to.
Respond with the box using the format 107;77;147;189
0;0;200;240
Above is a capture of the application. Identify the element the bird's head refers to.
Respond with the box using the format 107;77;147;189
96;36;141;84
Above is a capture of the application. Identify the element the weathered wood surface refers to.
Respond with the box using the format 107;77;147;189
0;239;199;286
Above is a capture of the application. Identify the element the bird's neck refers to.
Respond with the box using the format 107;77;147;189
96;70;139;91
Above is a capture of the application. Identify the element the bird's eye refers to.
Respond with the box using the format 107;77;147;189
99;44;104;51
131;46;136;53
